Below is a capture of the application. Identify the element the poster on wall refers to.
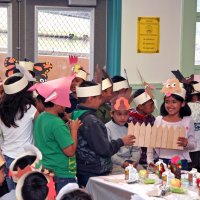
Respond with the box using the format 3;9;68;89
137;17;160;53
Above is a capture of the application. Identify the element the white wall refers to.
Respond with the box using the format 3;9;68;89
121;0;182;84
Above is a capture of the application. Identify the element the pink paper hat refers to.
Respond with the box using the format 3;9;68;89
29;75;75;107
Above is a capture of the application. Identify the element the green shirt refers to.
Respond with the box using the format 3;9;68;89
34;112;76;178
96;103;111;124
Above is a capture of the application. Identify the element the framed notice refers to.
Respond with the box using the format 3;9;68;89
137;17;160;53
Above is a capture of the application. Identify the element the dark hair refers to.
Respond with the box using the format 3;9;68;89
13;155;36;171
133;89;145;98
160;94;191;118
0;76;35;127
60;189;92;200
78;81;98;104
111;75;126;83
37;94;54;108
184;81;200;102
22;172;48;200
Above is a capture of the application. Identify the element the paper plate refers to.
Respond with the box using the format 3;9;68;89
170;187;187;194
143;178;156;184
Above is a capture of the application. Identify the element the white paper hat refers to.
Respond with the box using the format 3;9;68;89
3;75;29;94
102;78;112;91
9;144;42;183
133;92;152;107
56;183;79;200
76;84;101;97
76;69;88;81
113;79;129;92
16;171;49;200
19;61;34;71
192;82;200;94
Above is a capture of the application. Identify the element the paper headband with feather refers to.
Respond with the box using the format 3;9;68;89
132;68;155;107
94;64;113;91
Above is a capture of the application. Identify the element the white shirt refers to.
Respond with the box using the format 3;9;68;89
0;105;37;158
188;102;200;151
147;116;196;164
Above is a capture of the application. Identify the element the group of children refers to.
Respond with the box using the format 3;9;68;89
0;57;199;199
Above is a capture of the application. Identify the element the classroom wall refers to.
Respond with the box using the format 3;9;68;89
121;0;183;84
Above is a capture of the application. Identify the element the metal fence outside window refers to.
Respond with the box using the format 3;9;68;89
0;7;8;53
36;9;91;58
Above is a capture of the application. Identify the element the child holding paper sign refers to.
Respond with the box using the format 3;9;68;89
106;88;141;174
147;78;196;170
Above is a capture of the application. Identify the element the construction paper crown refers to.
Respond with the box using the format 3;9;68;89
111;88;132;111
9;144;42;183
160;78;186;99
29;75;75;107
16;171;56;200
69;55;88;81
76;83;101;97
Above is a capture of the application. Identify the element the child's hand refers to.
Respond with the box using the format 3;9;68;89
121;135;135;146
68;119;82;133
122;161;130;168
177;137;188;147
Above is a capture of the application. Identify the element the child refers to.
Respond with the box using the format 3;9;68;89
15;171;51;200
65;67;88;114
147;78;196;170
128;89;155;166
29;76;82;193
106;90;141;174
0;75;38;191
0;154;8;198
186;81;200;171
96;77;113;124
111;75;129;94
56;183;92;200
71;81;135;187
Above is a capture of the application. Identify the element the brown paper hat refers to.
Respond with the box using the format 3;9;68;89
160;78;186;99
111;88;132;111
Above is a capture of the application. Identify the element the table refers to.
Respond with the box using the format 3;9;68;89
86;174;200;200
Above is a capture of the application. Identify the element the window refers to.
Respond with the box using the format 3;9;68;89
35;6;94;80
0;3;11;68
195;0;200;65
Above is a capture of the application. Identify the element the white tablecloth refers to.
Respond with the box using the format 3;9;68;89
86;174;200;200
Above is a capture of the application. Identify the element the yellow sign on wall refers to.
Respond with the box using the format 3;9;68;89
137;17;160;53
